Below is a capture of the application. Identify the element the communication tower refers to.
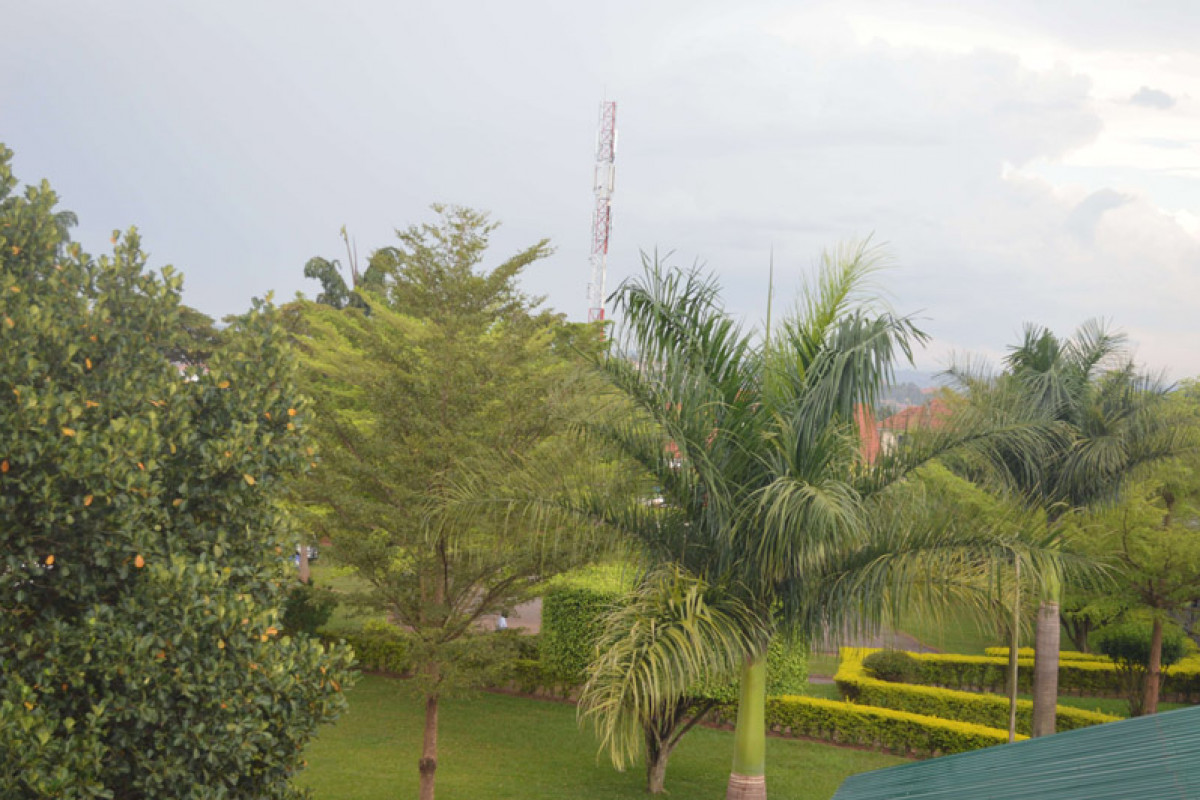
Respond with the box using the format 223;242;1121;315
587;101;617;322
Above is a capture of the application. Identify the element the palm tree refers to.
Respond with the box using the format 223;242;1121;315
559;244;1064;798
951;321;1181;736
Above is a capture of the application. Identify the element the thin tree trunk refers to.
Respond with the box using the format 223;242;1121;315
726;655;767;800
1007;558;1020;743
1031;599;1060;737
298;543;310;584
1142;615;1163;716
419;685;439;800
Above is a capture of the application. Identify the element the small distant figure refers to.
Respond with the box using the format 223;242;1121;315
496;613;508;631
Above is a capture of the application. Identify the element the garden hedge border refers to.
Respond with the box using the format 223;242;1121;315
901;650;1200;702
763;695;1022;757
839;648;1118;734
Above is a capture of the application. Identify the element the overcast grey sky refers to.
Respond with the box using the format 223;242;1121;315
4;0;1199;377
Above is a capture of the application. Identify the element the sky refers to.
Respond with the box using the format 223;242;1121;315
3;0;1199;379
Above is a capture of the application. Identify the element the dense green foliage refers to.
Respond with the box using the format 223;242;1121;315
863;650;920;683
281;580;340;636
540;566;632;684
292;206;609;798
0;144;353;799
1095;621;1188;668
1095;620;1188;715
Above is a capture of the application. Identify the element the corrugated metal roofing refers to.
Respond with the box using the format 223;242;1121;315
832;704;1200;800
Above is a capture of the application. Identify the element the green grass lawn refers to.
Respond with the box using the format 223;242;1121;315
894;606;1001;655
298;675;906;800
808;650;841;678
307;563;388;634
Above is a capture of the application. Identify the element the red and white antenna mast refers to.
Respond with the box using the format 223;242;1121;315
587;100;617;322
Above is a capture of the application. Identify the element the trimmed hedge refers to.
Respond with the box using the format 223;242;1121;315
985;647;1108;662
539;564;632;684
325;624;414;675
904;650;1200;702
764;695;1022;757
837;649;1118;735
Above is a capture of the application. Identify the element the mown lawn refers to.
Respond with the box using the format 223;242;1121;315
894;606;1000;655
298;675;906;800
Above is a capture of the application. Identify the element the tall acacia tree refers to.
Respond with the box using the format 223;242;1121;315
511;245;1064;799
293;206;608;800
952;322;1181;736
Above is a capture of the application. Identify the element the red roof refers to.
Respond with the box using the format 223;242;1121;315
879;397;950;432
855;404;882;465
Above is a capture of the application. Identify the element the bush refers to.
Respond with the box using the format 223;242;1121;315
985;647;1109;662
905;649;1200;702
281;580;339;635
691;637;809;703
838;649;1117;735
1095;621;1188;715
0;146;354;799
539;564;632;684
863;649;920;682
1094;622;1187;670
325;619;412;675
765;695;1021;756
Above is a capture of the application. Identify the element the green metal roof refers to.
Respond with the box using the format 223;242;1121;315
832;704;1200;800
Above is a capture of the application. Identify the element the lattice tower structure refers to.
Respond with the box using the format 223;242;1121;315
587;101;617;322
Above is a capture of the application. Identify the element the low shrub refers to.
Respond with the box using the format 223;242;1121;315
837;649;1118;735
984;647;1108;663
863;649;920;682
1095;621;1188;716
904;650;1200;702
281;580;340;636
326;620;415;675
765;695;1021;756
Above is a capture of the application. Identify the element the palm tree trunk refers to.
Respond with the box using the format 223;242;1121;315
726;654;767;800
1142;616;1163;715
647;743;669;795
1031;598;1060;737
1007;558;1020;743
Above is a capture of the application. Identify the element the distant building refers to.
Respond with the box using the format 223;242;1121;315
877;397;950;456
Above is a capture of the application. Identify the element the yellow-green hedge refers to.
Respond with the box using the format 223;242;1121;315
764;695;1022;757
900;650;1200;702
840;649;1118;734
984;647;1108;662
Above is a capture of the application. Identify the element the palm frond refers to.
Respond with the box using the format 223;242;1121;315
578;567;770;771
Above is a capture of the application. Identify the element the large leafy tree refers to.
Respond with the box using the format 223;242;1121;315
1066;457;1200;714
952;322;1181;736
293;205;607;800
0;144;353;799
516;245;1064;799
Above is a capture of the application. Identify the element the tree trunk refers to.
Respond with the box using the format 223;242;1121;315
726;655;767;800
1142;616;1163;716
298;543;310;584
419;690;439;800
419;658;440;800
1031;599;1060;737
647;742;670;795
1007;558;1020;743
